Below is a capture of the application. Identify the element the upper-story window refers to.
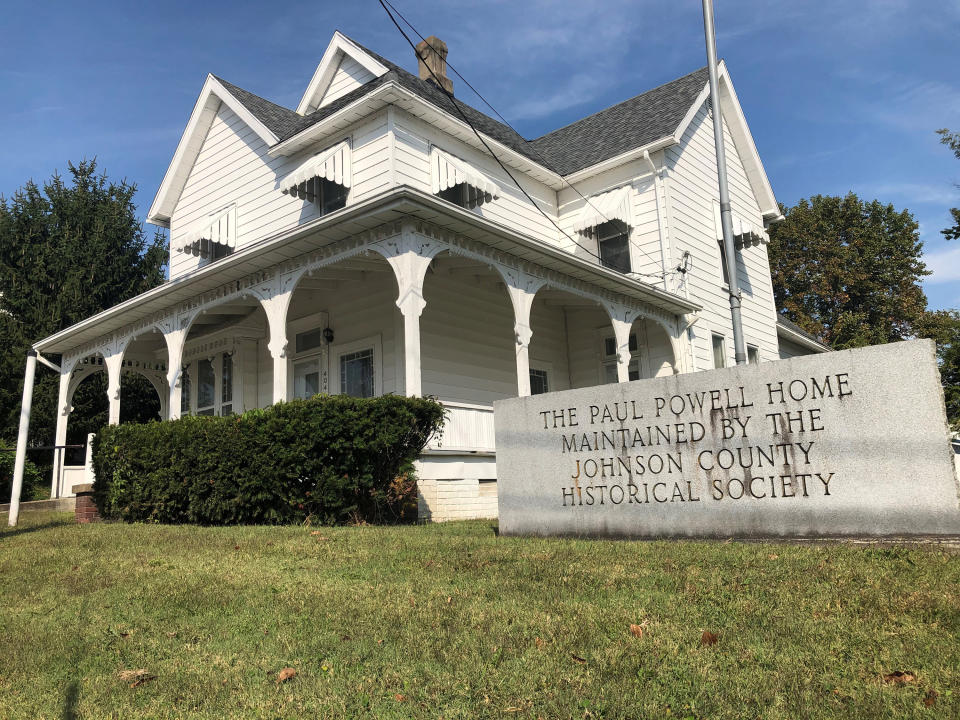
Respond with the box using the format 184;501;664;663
431;146;500;210
280;140;351;215
574;185;633;274
175;205;237;264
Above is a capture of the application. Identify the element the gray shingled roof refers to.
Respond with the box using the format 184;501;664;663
776;315;829;348
214;41;710;177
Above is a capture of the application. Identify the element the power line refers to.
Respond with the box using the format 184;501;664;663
378;0;674;282
376;0;669;280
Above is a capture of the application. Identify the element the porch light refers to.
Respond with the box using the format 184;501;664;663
323;327;334;344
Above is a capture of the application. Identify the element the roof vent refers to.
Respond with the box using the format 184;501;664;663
415;36;453;95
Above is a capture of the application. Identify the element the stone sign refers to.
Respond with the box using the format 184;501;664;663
494;340;960;538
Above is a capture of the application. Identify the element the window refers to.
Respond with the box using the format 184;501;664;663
718;239;730;286
340;348;374;398
593;220;631;274
529;368;549;395
317;177;348;215
294;357;322;400
296;327;328;354
181;352;236;416
221;354;234;415
179;205;236;264
180;366;191;414
712;334;726;369
602;332;640;383
196;358;216;416
747;345;760;365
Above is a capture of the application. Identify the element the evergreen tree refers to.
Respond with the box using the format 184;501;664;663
936;128;960;241
0;160;167;455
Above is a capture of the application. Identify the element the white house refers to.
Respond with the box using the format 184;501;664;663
27;32;819;520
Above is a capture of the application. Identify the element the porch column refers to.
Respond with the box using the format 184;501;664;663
377;225;437;397
8;350;38;527
504;270;546;398
162;322;188;420
103;351;124;425
259;290;294;404
50;362;73;497
607;304;635;383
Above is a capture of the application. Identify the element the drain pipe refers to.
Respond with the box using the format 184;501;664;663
702;0;747;365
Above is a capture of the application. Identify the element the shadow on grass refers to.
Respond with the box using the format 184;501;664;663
61;680;79;720
0;517;73;540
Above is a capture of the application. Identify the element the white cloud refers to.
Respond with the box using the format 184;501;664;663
923;244;960;284
859;182;960;206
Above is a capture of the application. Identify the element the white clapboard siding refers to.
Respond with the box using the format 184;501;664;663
665;102;778;370
556;159;665;280
392;110;560;246
430;402;496;452
169;106;393;281
317;54;376;109
421;266;518;405
528;299;572;393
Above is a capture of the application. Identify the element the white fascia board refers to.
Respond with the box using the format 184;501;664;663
296;31;389;116
561;136;676;187
776;322;830;353
717;63;779;218
272;82;567;189
671;63;779;219
147;75;281;227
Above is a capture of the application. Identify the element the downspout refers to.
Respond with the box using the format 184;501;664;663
642;149;671;292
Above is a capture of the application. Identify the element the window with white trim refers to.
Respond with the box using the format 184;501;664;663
590;220;631;274
529;367;549;395
177;205;237;264
601;332;640;384
180;352;236;416
747;344;760;365
332;335;382;398
712;334;726;369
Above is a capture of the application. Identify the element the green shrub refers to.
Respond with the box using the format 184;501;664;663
91;394;445;525
0;448;46;502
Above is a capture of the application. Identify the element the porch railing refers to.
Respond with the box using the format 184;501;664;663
428;401;495;454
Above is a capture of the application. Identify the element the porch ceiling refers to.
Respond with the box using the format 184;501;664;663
34;186;700;355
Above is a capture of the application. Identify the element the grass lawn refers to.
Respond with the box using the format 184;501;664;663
1;512;958;719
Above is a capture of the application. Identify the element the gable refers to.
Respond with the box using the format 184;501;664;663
673;62;778;219
296;31;388;115
147;75;281;227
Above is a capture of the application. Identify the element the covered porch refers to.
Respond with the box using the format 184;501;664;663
18;189;701;520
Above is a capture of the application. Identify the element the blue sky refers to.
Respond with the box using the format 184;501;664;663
2;0;958;310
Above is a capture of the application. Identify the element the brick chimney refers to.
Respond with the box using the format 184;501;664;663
415;36;453;95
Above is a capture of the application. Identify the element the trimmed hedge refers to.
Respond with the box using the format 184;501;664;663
92;394;445;525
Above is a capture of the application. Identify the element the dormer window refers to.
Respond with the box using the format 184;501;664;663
280;140;351;215
574;186;633;274
431;146;499;210
175;205;237;263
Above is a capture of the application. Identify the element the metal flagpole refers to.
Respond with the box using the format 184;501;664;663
702;0;747;365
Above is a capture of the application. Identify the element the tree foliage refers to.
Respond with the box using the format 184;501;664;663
917;309;960;430
936;128;960;241
0;160;166;458
768;193;929;349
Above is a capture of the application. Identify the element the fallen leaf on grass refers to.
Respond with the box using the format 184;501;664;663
923;690;938;706
233;545;240;550
629;623;645;639
571;654;587;664
768;554;779;560
394;693;406;702
165;632;177;638
700;631;719;646
310;531;328;540
534;637;545;649
446;596;452;605
276;668;297;684
882;671;915;684
118;669;156;688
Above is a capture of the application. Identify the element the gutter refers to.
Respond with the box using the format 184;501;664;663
776;321;829;353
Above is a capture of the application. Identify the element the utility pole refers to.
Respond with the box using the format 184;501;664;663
702;0;747;365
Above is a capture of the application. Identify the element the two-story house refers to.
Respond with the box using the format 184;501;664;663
29;31;813;520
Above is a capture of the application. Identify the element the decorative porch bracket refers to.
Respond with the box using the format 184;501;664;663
249;275;297;404
502;268;547;397
372;224;442;397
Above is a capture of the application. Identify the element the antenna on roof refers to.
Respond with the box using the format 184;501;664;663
702;0;747;365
